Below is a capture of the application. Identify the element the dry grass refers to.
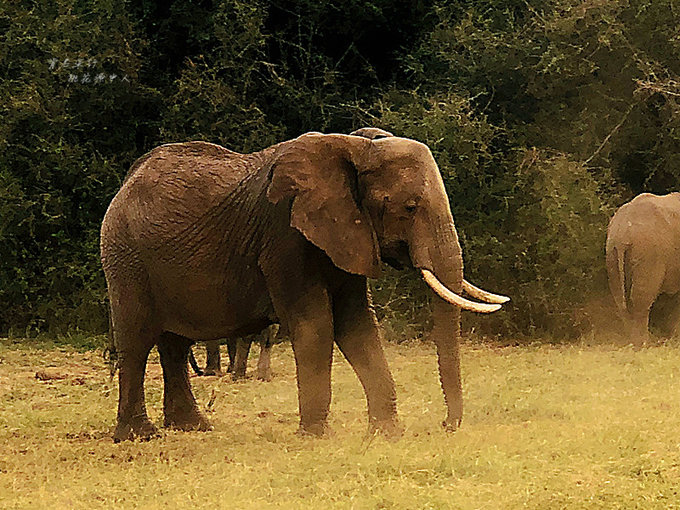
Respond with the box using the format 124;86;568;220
1;338;680;509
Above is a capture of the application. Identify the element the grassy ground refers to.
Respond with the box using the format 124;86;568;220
1;338;679;509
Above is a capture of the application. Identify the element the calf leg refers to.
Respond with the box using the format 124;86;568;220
226;338;237;373
204;340;222;376
188;347;203;376
232;337;252;380
256;325;277;382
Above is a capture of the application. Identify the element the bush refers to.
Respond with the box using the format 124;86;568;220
0;1;157;334
2;0;677;342
367;94;613;339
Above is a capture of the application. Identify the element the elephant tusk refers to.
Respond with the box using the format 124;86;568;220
421;269;502;313
462;279;510;304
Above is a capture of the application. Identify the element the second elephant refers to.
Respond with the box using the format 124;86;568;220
606;192;680;345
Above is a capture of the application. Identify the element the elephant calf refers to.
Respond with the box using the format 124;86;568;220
189;324;280;380
606;192;680;345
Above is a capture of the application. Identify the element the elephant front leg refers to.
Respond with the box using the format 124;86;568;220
290;313;334;435
270;284;334;434
262;244;335;435
158;333;211;431
333;275;401;437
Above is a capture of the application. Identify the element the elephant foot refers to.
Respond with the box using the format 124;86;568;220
256;370;272;382
113;417;158;443
630;335;649;349
164;409;212;432
442;415;462;432
368;417;404;440
231;371;247;381
202;368;223;377
297;421;329;437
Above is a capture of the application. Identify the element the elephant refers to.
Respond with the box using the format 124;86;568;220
101;128;509;441
606;192;680;345
189;323;280;381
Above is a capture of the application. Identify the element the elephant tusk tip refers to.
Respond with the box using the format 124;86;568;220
462;279;511;304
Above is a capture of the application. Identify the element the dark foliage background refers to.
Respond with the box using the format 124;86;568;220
2;0;678;340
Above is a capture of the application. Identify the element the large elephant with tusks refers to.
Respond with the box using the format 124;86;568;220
100;128;509;441
606;192;680;345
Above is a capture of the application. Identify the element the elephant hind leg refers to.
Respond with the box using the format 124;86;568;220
158;332;211;431
626;255;664;347
665;295;680;340
113;330;158;442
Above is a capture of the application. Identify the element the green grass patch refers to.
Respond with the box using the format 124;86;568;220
1;339;679;508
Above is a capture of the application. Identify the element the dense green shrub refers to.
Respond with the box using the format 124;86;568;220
0;1;157;334
406;0;680;194
1;0;679;340
366;94;612;338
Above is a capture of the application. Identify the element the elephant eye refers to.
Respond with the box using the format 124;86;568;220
405;200;417;213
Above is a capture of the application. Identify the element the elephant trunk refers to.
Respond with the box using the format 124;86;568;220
410;211;507;430
421;225;465;430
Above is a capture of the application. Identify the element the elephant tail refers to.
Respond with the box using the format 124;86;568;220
607;244;630;316
103;302;118;380
188;347;204;376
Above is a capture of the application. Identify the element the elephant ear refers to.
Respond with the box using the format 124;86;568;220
266;133;381;278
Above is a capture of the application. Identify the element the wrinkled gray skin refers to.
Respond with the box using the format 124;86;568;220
190;129;394;381
606;192;680;345
190;128;393;380
101;128;480;441
191;324;279;380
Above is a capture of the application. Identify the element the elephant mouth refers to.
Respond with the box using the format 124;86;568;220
381;241;412;270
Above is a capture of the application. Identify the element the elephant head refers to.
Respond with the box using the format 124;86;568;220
349;127;394;139
266;132;508;428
